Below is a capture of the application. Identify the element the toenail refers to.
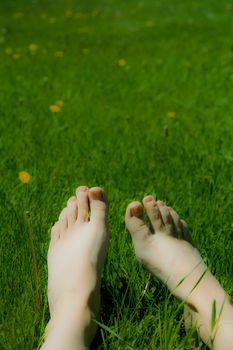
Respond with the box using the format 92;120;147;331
157;200;165;206
90;188;104;200
130;205;143;217
77;186;88;192
143;195;154;203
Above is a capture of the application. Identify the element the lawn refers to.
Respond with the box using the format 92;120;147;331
0;0;233;349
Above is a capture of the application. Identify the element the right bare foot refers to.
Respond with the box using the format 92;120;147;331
125;196;208;301
125;195;233;349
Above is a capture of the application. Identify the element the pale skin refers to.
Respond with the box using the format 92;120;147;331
40;186;233;350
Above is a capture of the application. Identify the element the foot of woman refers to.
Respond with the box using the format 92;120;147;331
126;195;233;349
41;186;109;350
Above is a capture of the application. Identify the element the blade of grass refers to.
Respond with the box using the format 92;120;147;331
211;299;216;332
92;318;135;350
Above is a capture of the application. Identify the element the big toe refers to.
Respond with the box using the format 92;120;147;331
125;201;150;242
89;187;108;222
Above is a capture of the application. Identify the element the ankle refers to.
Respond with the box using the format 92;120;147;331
188;271;227;318
184;273;233;349
43;302;92;350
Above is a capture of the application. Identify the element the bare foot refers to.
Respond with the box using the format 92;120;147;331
125;196;207;301
41;186;109;350
125;195;233;349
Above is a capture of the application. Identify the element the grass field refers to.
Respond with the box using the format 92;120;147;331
1;0;233;349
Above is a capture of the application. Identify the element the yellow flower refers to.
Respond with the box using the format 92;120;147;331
49;105;61;112
183;61;191;68
12;53;20;60
5;47;13;55
78;27;89;33
49;17;56;24
145;20;154;28
56;100;64;107
167;111;176;119
155;58;163;65
13;12;24;19
91;10;98;17
54;51;64;57
118;58;126;66
19;171;31;183
28;43;38;54
82;48;89;55
65;10;73;18
76;12;89;19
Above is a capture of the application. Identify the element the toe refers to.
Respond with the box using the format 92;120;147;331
67;196;78;228
125;201;150;242
157;201;176;236
143;195;164;232
76;186;89;223
58;207;68;235
168;207;182;238
89;187;108;222
180;219;192;243
50;221;60;243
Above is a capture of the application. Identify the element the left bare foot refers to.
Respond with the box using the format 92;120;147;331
41;186;109;350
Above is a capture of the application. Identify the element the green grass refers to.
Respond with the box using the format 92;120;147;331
1;0;233;349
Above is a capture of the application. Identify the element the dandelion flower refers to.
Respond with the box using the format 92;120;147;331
12;53;20;60
5;48;13;55
54;51;64;57
28;43;38;54
56;100;64;107
65;10;73;18
155;58;163;65
82;48;89;55
49;105;61;113
91;10;98;17
78;27;89;33
19;171;31;183
183;61;192;68
145;20;154;28
167;111;176;119
13;12;24;19
49;17;56;24
118;58;126;67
